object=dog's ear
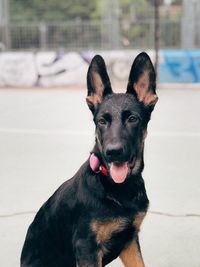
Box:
[126,52,158,107]
[86,55,112,112]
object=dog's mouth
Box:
[108,157,136,184]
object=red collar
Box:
[89,153,108,176]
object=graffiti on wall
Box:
[0,52,90,87]
[0,53,36,86]
[0,50,200,87]
[159,50,200,83]
[0,50,152,87]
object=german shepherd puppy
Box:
[21,52,158,267]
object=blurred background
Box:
[0,0,200,85]
[0,0,199,51]
[0,1,200,267]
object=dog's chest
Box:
[90,212,145,256]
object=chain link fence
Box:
[0,19,184,51]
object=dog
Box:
[21,52,158,267]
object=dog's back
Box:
[21,52,158,267]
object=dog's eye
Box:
[127,115,139,123]
[98,118,107,125]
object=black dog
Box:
[21,52,158,267]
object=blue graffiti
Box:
[159,50,200,83]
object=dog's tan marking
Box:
[134,70,158,107]
[96,250,103,267]
[95,133,103,152]
[91,71,104,95]
[86,95,102,108]
[76,250,103,267]
[120,239,145,267]
[131,130,147,176]
[91,218,127,245]
[131,158,142,176]
[143,129,147,141]
[133,212,146,232]
[86,71,105,109]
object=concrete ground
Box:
[0,86,200,267]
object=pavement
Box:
[0,86,200,267]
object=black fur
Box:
[21,52,158,267]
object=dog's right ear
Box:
[86,55,112,113]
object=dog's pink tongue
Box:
[110,162,128,183]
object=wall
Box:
[159,50,200,83]
[0,50,199,87]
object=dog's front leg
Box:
[75,238,102,267]
[120,238,145,267]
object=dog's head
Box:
[86,52,158,184]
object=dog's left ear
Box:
[86,55,112,113]
[126,52,158,108]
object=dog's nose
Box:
[106,144,123,161]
